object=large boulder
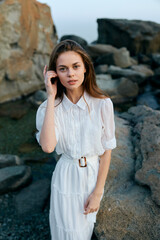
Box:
[96,74,139,103]
[107,65,152,84]
[60,35,88,50]
[0,154,23,168]
[97,18,160,55]
[15,178,50,216]
[88,44,133,68]
[137,92,160,110]
[94,114,160,240]
[0,165,32,194]
[122,105,160,206]
[0,0,57,103]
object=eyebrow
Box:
[57,62,81,68]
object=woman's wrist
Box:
[93,189,104,198]
[47,95,55,101]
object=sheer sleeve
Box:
[101,98,117,150]
[35,100,59,146]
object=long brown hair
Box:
[48,39,109,101]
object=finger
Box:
[45,73,57,82]
[84,199,89,209]
[43,65,47,77]
[83,207,91,215]
[47,71,57,77]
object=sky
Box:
[38,0,160,43]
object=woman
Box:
[36,40,116,240]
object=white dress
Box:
[36,90,117,240]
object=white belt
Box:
[60,153,101,223]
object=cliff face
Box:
[0,0,57,103]
[97,19,160,55]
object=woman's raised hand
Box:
[43,65,58,98]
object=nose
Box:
[67,68,74,77]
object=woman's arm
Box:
[39,96,57,153]
[94,149,112,195]
[84,149,112,214]
[39,65,58,153]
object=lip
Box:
[67,80,78,85]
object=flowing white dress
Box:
[36,90,117,240]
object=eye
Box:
[59,67,66,72]
[73,65,80,69]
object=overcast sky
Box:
[38,0,160,43]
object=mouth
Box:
[67,80,78,85]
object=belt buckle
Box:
[78,156,87,167]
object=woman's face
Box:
[56,51,86,91]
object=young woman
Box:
[36,40,116,240]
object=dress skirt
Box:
[49,154,103,240]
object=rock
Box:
[0,154,23,168]
[0,100,29,119]
[107,65,149,83]
[126,105,160,206]
[0,0,57,103]
[130,57,138,66]
[15,178,50,216]
[96,74,139,103]
[0,165,32,194]
[27,90,47,107]
[94,115,160,240]
[95,64,108,74]
[95,185,160,240]
[137,92,160,110]
[138,54,152,65]
[131,64,154,77]
[152,53,160,67]
[88,44,117,58]
[60,35,88,50]
[88,44,132,68]
[97,18,160,55]
[18,142,38,153]
[113,47,132,68]
[152,67,160,87]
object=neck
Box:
[66,87,84,104]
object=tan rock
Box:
[0,0,57,103]
[94,115,160,240]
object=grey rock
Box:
[15,178,50,216]
[27,90,47,107]
[97,18,160,55]
[96,74,139,103]
[127,105,160,206]
[131,64,154,77]
[113,47,132,68]
[0,165,32,194]
[88,44,132,68]
[95,64,108,74]
[137,92,160,110]
[107,65,149,83]
[0,154,23,168]
[130,57,138,66]
[152,67,160,87]
[88,44,117,57]
[60,35,88,50]
[138,54,152,65]
[95,115,160,240]
[152,53,160,67]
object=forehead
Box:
[56,51,84,66]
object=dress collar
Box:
[62,90,89,112]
